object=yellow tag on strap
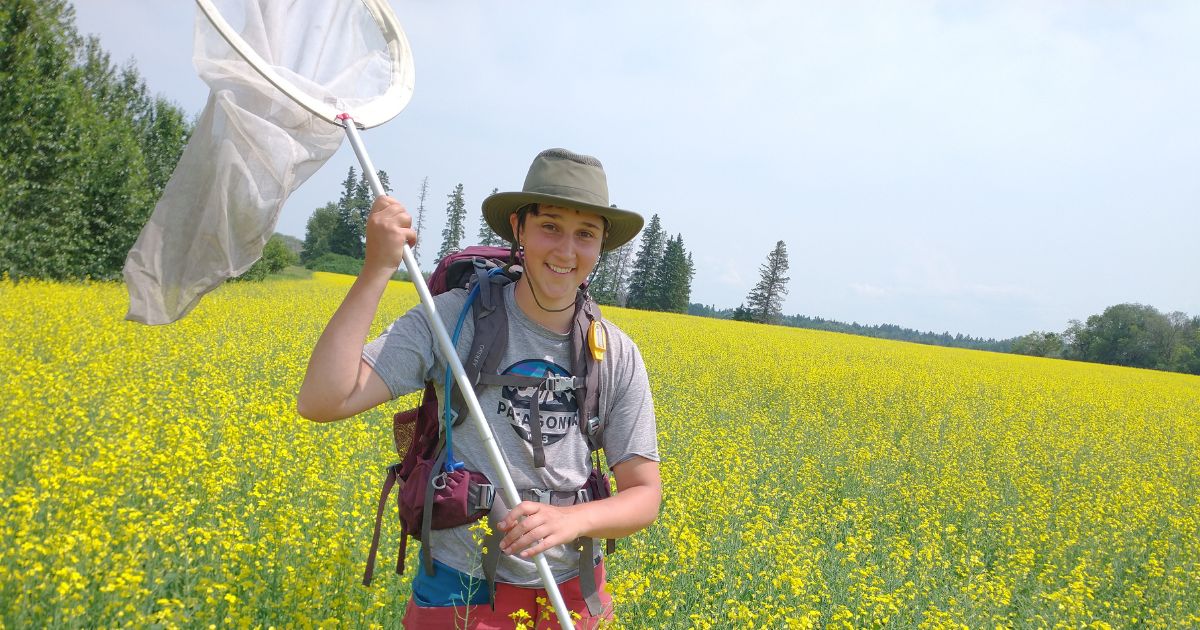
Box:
[587,320,606,361]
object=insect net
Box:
[123,0,414,324]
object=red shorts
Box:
[402,561,614,629]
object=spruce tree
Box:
[476,187,503,246]
[625,214,665,310]
[413,176,429,265]
[744,240,791,324]
[436,183,467,263]
[654,234,695,313]
[375,169,392,196]
[329,166,364,258]
[589,236,637,306]
[589,250,616,304]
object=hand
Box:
[363,195,417,273]
[497,501,584,559]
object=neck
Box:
[513,278,575,334]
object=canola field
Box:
[2,273,1200,629]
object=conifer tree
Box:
[625,214,665,310]
[375,169,392,196]
[436,183,467,263]
[744,240,791,324]
[654,234,695,313]
[476,187,503,246]
[329,166,364,258]
[588,205,636,305]
[413,176,429,265]
[589,249,617,304]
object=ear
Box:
[509,211,521,245]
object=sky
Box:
[72,1,1200,340]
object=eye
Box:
[540,222,559,233]
[577,230,596,240]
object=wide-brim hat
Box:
[482,148,644,252]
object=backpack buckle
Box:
[544,375,579,393]
[575,488,591,504]
[530,488,552,504]
[473,483,496,510]
[586,416,601,435]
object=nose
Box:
[549,236,577,262]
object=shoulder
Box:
[594,317,647,374]
[429,287,471,321]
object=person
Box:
[297,148,662,628]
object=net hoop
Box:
[194,0,415,128]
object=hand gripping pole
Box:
[339,115,576,630]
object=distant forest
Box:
[688,302,1200,377]
[688,304,1015,352]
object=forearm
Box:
[296,265,394,420]
[569,482,661,540]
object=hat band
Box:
[527,184,607,207]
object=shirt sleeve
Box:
[598,324,660,469]
[362,289,472,400]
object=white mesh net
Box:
[123,0,414,324]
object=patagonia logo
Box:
[497,358,579,447]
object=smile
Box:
[546,263,574,275]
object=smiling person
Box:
[297,149,661,628]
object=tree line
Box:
[1012,304,1200,375]
[1,0,192,280]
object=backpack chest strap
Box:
[475,373,579,468]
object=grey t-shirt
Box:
[362,282,659,585]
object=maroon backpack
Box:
[362,245,613,613]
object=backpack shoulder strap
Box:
[449,267,513,422]
[570,293,605,453]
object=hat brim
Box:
[482,192,644,252]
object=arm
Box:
[497,455,662,558]
[296,196,415,422]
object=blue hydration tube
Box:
[442,268,507,472]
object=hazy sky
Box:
[73,1,1199,339]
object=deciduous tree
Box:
[0,1,190,279]
[301,202,338,263]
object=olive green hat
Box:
[481,148,644,252]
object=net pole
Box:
[340,116,576,630]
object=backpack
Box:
[362,245,614,614]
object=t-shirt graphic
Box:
[496,359,579,446]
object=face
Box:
[510,204,605,306]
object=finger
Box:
[370,195,397,214]
[500,514,542,548]
[506,524,548,556]
[376,200,409,222]
[519,534,561,558]
[499,502,540,531]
